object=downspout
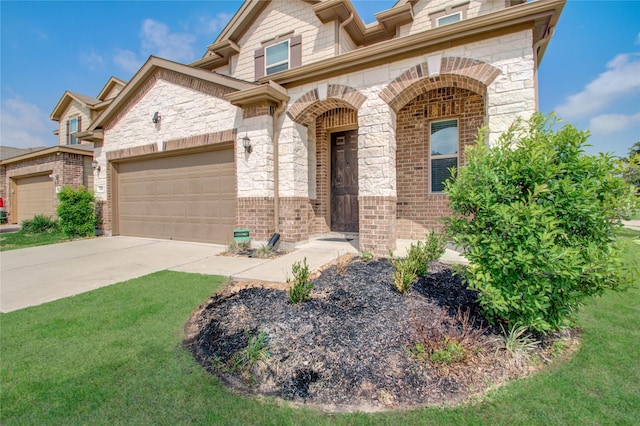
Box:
[532,25,555,111]
[273,100,287,234]
[338,13,355,55]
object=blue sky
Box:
[1,0,639,157]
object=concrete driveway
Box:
[0,237,223,313]
[0,235,360,313]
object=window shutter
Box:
[290,35,302,68]
[66,120,70,144]
[77,117,82,141]
[254,47,265,80]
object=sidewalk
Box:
[622,220,640,231]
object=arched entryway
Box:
[288,85,365,235]
[382,58,498,239]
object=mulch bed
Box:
[184,256,576,412]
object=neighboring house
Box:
[80,0,564,254]
[0,77,125,225]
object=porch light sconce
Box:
[152,111,161,124]
[91,160,101,173]
[48,173,59,184]
[241,134,252,154]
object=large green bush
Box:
[56,185,97,238]
[445,114,637,332]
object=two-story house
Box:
[0,77,125,224]
[83,0,565,254]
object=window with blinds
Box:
[430,119,458,193]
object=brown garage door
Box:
[15,174,55,224]
[116,148,236,244]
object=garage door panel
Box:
[15,174,55,224]
[117,149,236,244]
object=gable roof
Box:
[50,91,101,121]
[89,56,258,132]
[97,76,127,101]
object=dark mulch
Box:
[184,258,565,412]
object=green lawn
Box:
[0,230,71,251]
[1,231,639,425]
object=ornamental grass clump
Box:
[445,113,637,332]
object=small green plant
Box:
[56,185,97,238]
[255,244,274,258]
[287,258,314,304]
[229,331,271,373]
[389,251,418,295]
[21,214,60,234]
[406,231,448,277]
[226,240,250,254]
[550,339,570,358]
[497,324,540,357]
[430,339,467,365]
[361,251,374,262]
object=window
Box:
[255,35,301,79]
[265,40,289,75]
[430,119,458,193]
[67,117,80,145]
[437,12,462,27]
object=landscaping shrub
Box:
[445,113,637,332]
[406,230,448,276]
[56,185,97,238]
[390,255,418,295]
[21,214,60,234]
[287,258,314,304]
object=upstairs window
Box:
[67,117,80,145]
[437,12,462,27]
[430,119,458,193]
[265,40,289,75]
[254,34,302,80]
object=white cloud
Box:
[590,112,640,136]
[140,19,196,62]
[555,53,640,120]
[199,12,232,35]
[79,49,105,71]
[112,19,197,74]
[113,49,144,75]
[0,97,56,149]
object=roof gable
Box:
[97,77,127,101]
[90,56,257,131]
[50,91,100,121]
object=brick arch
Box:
[288,84,366,126]
[380,57,501,112]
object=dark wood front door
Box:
[331,130,359,232]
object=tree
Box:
[622,142,640,191]
[445,114,636,332]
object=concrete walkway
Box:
[0,234,468,313]
[622,220,640,231]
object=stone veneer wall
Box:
[396,85,485,238]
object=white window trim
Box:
[437,12,462,27]
[69,117,79,145]
[265,40,290,76]
[429,118,459,194]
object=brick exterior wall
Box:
[278,196,313,242]
[237,196,275,241]
[396,85,485,238]
[2,152,91,223]
[359,196,397,256]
